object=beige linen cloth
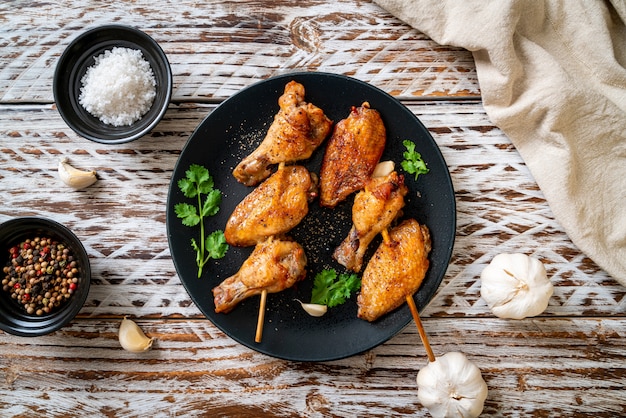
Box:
[374,0,626,285]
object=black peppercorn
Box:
[3,237,79,316]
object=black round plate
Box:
[166,72,456,361]
[53,25,172,144]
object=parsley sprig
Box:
[401,139,429,180]
[174,164,228,278]
[311,269,361,308]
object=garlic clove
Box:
[417,351,488,418]
[295,299,328,317]
[58,157,98,189]
[119,317,154,352]
[372,160,395,178]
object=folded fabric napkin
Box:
[374,0,626,285]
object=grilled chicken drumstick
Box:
[233,80,333,186]
[357,218,431,322]
[319,102,386,207]
[225,164,318,247]
[212,238,307,314]
[334,170,408,272]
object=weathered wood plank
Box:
[0,0,479,103]
[2,1,625,416]
[1,318,624,416]
[0,102,621,322]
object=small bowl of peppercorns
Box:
[0,217,91,336]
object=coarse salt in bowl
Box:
[53,25,172,144]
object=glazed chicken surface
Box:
[225,165,318,247]
[357,218,431,322]
[212,238,307,313]
[233,80,333,186]
[333,170,408,272]
[319,102,386,207]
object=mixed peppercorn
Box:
[2,237,79,316]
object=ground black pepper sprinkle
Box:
[2,237,79,315]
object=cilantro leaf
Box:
[311,269,361,308]
[177,177,198,199]
[187,164,210,187]
[401,139,429,181]
[174,203,200,227]
[176,164,228,277]
[205,230,228,259]
[201,189,222,217]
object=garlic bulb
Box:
[417,351,488,418]
[58,158,98,189]
[480,253,553,319]
[119,317,154,352]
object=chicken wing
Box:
[319,102,386,207]
[357,218,431,322]
[333,170,408,272]
[233,80,333,186]
[212,238,307,313]
[225,164,318,247]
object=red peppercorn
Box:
[4,237,79,316]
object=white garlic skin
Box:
[295,299,327,317]
[58,158,98,189]
[372,160,395,178]
[417,352,488,418]
[119,317,154,352]
[480,253,553,319]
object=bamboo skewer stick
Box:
[255,289,268,343]
[405,295,435,362]
[380,227,435,362]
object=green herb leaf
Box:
[187,164,211,187]
[178,177,197,199]
[205,230,228,259]
[176,164,229,277]
[174,203,200,227]
[401,139,429,181]
[311,269,361,308]
[201,189,222,218]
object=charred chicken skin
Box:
[225,165,318,247]
[233,80,333,186]
[212,238,307,313]
[334,170,408,272]
[357,218,431,322]
[319,102,386,207]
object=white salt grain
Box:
[79,47,156,127]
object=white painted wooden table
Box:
[1,1,624,416]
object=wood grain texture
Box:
[1,102,621,320]
[0,0,478,103]
[1,0,625,416]
[1,318,624,417]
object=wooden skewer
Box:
[405,295,436,363]
[381,228,435,362]
[381,228,391,245]
[255,289,268,343]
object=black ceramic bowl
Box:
[0,217,91,336]
[53,25,172,144]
